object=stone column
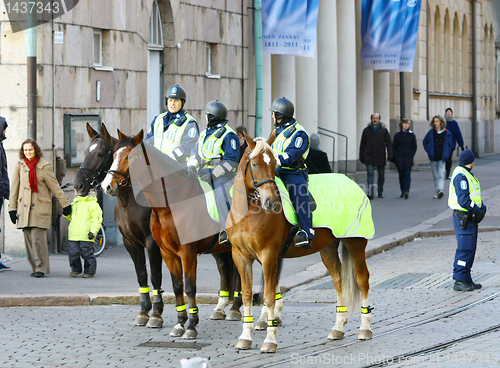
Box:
[355,0,374,166]
[374,71,391,130]
[317,0,338,170]
[337,0,357,172]
[295,50,318,135]
[261,53,273,138]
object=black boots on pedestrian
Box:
[453,281,473,291]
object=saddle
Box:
[278,175,317,213]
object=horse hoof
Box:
[182,329,197,340]
[146,316,163,328]
[235,339,252,350]
[255,319,267,331]
[169,324,185,337]
[358,329,373,340]
[133,315,149,326]
[327,330,345,340]
[210,310,226,320]
[226,310,242,321]
[260,342,277,353]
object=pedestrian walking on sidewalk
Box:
[448,149,486,292]
[305,133,332,174]
[8,139,71,278]
[0,116,10,272]
[63,190,103,278]
[359,113,393,199]
[444,108,464,180]
[392,118,417,199]
[423,115,453,199]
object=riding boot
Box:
[293,229,312,249]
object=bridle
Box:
[78,138,113,188]
[243,149,277,204]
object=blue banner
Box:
[262,0,319,57]
[361,0,422,71]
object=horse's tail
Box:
[253,258,284,305]
[341,242,361,316]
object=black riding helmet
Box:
[205,100,227,127]
[271,97,294,120]
[165,85,187,107]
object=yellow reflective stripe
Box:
[152,289,163,296]
[336,306,347,313]
[138,287,150,293]
[267,319,279,327]
[219,291,230,297]
[189,307,199,314]
[243,316,253,323]
[234,291,242,298]
[176,305,187,312]
[275,293,282,300]
[361,306,373,314]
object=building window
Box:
[206,43,220,78]
[93,29,102,66]
[149,0,163,48]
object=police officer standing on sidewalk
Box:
[448,149,487,291]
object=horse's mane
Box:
[248,138,274,159]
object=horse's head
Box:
[242,131,280,211]
[74,123,116,196]
[101,129,144,196]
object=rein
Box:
[78,139,113,188]
[242,150,277,204]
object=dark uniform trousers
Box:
[68,240,97,275]
[452,216,478,283]
[199,168,233,232]
[278,170,313,238]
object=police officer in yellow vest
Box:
[448,149,487,292]
[270,97,313,249]
[187,100,240,244]
[145,85,199,166]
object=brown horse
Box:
[227,133,373,353]
[76,124,241,330]
[101,129,242,339]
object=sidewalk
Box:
[1,154,499,307]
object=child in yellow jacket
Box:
[64,191,103,278]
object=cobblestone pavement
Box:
[2,229,500,368]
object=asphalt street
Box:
[1,153,499,367]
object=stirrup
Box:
[219,230,230,246]
[293,230,312,249]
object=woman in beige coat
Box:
[9,139,71,278]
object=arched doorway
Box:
[147,0,164,124]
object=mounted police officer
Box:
[187,100,240,245]
[270,97,313,249]
[448,149,487,292]
[145,85,199,166]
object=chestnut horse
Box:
[227,133,373,353]
[75,124,241,330]
[101,129,242,339]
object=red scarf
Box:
[24,157,40,193]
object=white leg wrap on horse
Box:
[239,320,254,341]
[214,296,229,312]
[258,305,268,322]
[263,326,278,344]
[360,310,372,331]
[332,307,348,332]
[274,294,283,319]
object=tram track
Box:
[260,291,500,367]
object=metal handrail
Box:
[318,127,348,175]
[317,132,335,173]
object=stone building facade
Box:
[0,0,498,254]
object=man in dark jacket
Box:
[444,108,465,180]
[305,133,332,174]
[0,116,10,271]
[359,113,393,199]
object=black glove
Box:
[88,232,95,240]
[62,205,71,216]
[460,146,465,152]
[187,165,197,177]
[9,211,17,224]
[200,173,214,183]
